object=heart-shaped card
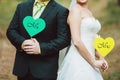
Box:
[94,37,115,57]
[23,16,46,37]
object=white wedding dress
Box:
[57,18,103,80]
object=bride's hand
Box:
[93,59,109,72]
[92,59,104,69]
[100,58,109,72]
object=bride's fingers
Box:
[103,60,109,71]
[105,64,109,71]
[101,63,108,72]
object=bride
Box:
[57,0,109,80]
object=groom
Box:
[6,0,71,80]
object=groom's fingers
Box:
[23,38,40,55]
[24,48,35,54]
[23,45,36,54]
[23,42,34,46]
[22,39,35,47]
[26,51,34,54]
[23,45,34,49]
[32,38,38,43]
[24,48,34,52]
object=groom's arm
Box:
[40,9,71,56]
[6,4,26,50]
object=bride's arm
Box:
[67,6,104,68]
[67,7,96,67]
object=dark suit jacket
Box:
[6,0,71,79]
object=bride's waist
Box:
[81,34,98,40]
[71,39,94,45]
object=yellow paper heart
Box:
[94,37,115,57]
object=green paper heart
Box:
[23,16,46,37]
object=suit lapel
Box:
[40,0,56,19]
[26,0,34,16]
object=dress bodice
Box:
[81,17,101,41]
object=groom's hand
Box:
[22,38,41,55]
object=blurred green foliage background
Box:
[0,0,120,80]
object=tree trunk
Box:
[118,0,120,6]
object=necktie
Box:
[33,2,46,17]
